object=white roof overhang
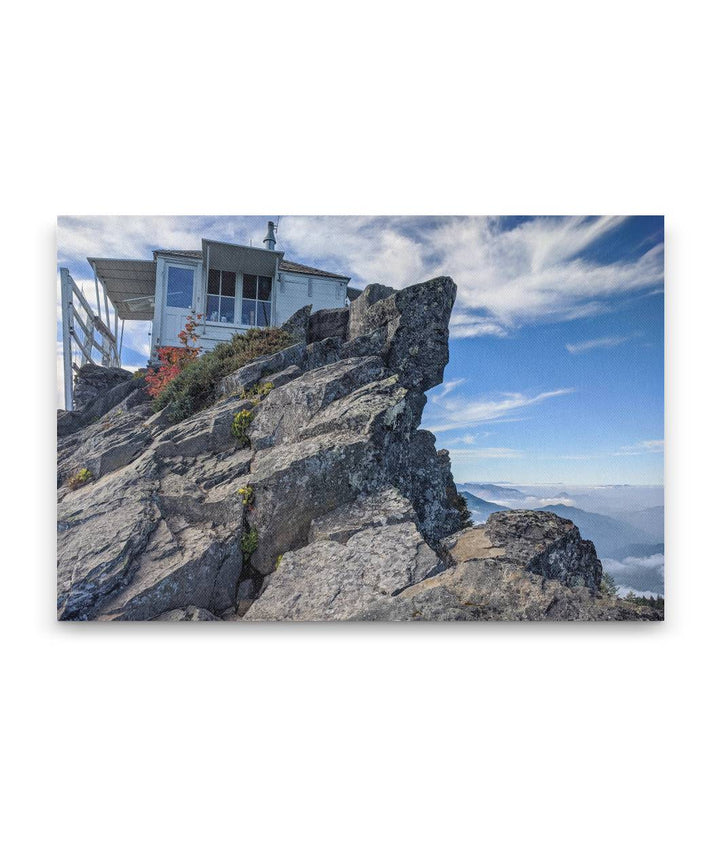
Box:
[87,257,157,320]
[201,239,284,278]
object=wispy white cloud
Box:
[605,554,665,574]
[424,388,574,433]
[604,554,664,598]
[566,333,638,354]
[613,439,664,456]
[449,315,508,339]
[446,447,523,459]
[281,215,663,338]
[431,378,466,402]
[278,216,429,289]
[56,215,260,265]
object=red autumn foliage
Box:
[145,314,202,399]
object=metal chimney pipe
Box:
[263,221,277,251]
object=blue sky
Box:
[57,215,664,485]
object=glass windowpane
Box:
[257,301,272,326]
[221,271,237,296]
[258,276,272,301]
[206,295,220,322]
[207,268,221,295]
[166,266,194,308]
[241,299,256,326]
[243,274,257,299]
[219,296,235,324]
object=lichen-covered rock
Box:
[482,510,603,591]
[57,392,154,488]
[245,494,443,621]
[280,305,312,344]
[154,606,221,621]
[58,277,462,620]
[347,278,456,391]
[308,487,419,544]
[348,283,397,339]
[72,363,133,410]
[57,453,161,620]
[215,343,306,398]
[309,307,349,343]
[57,276,655,621]
[57,369,148,438]
[355,514,659,621]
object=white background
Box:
[2,1,718,854]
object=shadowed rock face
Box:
[56,276,661,621]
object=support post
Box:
[102,283,111,365]
[93,265,102,317]
[60,268,74,411]
[103,283,111,329]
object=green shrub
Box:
[451,490,473,528]
[241,528,259,562]
[625,591,664,610]
[244,380,275,402]
[151,327,293,424]
[237,484,254,506]
[232,410,255,446]
[67,467,93,490]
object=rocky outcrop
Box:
[73,363,133,410]
[57,276,661,621]
[57,365,147,439]
[245,489,443,620]
[357,512,636,621]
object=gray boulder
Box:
[308,487,419,543]
[154,606,221,621]
[280,304,312,344]
[347,283,396,339]
[308,307,349,343]
[57,370,148,438]
[245,491,443,621]
[483,510,603,590]
[73,363,133,410]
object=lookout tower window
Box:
[242,275,272,327]
[206,269,237,323]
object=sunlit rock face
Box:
[57,276,660,621]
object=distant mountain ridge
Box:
[460,491,508,522]
[616,506,664,542]
[534,504,657,559]
[458,483,527,501]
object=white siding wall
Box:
[195,325,241,351]
[275,273,347,324]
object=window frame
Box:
[204,268,274,328]
[241,274,273,328]
[205,268,238,325]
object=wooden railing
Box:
[59,267,120,411]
